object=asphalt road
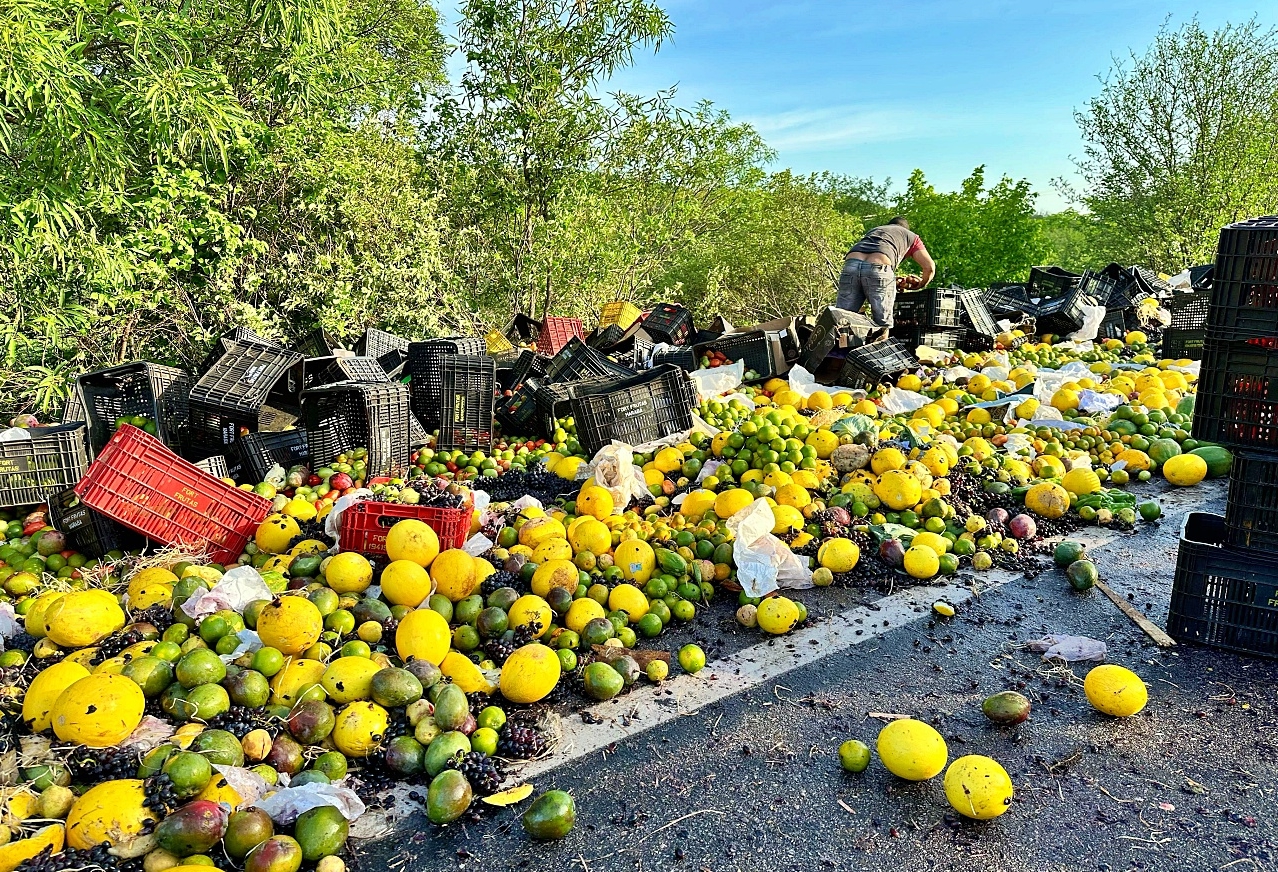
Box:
[356,480,1278,872]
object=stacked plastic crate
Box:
[1170,216,1278,656]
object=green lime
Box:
[555,649,578,672]
[635,613,663,638]
[671,600,695,622]
[838,739,871,773]
[477,706,506,731]
[677,644,706,674]
[175,648,226,689]
[340,640,372,658]
[313,751,348,782]
[470,727,500,756]
[252,647,285,677]
[1139,501,1162,522]
[163,750,213,798]
[198,615,229,645]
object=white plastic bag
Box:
[254,782,366,824]
[1067,304,1109,342]
[788,364,866,399]
[1025,634,1107,663]
[690,360,743,400]
[879,388,929,415]
[325,489,374,547]
[182,566,274,620]
[587,442,650,511]
[725,499,813,597]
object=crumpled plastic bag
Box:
[1067,303,1109,342]
[1032,362,1093,405]
[725,499,812,597]
[121,716,176,752]
[1001,432,1036,459]
[0,603,21,644]
[1025,634,1107,662]
[587,442,650,511]
[879,388,930,415]
[219,629,262,664]
[216,765,271,808]
[254,781,366,825]
[182,566,274,620]
[944,366,980,382]
[325,489,374,546]
[463,533,493,556]
[1077,389,1123,414]
[690,360,743,400]
[788,364,866,399]
[0,428,31,442]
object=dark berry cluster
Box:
[497,723,548,760]
[67,746,139,784]
[142,774,179,816]
[130,604,175,633]
[206,705,275,738]
[15,842,138,872]
[450,751,504,795]
[91,628,144,664]
[481,571,521,597]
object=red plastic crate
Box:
[339,500,471,557]
[74,425,272,563]
[535,317,585,355]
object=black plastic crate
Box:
[303,355,390,390]
[1192,335,1278,451]
[641,304,694,346]
[1026,266,1081,300]
[588,324,625,350]
[0,424,90,509]
[893,326,965,351]
[1035,284,1093,336]
[237,429,310,483]
[1167,290,1211,330]
[958,287,999,337]
[1097,308,1128,341]
[504,313,541,344]
[534,377,614,437]
[498,349,547,392]
[1224,450,1278,551]
[438,356,496,451]
[187,341,306,455]
[691,331,777,380]
[406,338,487,430]
[837,340,917,389]
[650,345,696,370]
[302,382,412,478]
[569,365,696,455]
[961,330,995,353]
[1079,269,1131,311]
[292,329,343,358]
[193,455,232,480]
[48,487,144,558]
[357,328,411,377]
[543,337,635,384]
[1168,512,1278,656]
[496,378,543,438]
[1162,328,1206,360]
[982,284,1032,316]
[197,327,280,375]
[893,287,961,328]
[67,362,192,456]
[1206,216,1278,338]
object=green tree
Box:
[1073,18,1278,270]
[428,0,673,319]
[891,166,1049,287]
[1038,210,1102,274]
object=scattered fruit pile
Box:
[0,328,1229,867]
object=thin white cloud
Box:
[744,105,931,151]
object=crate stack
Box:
[1170,216,1278,656]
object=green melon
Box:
[1147,438,1182,469]
[1189,445,1233,479]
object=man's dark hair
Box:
[889,216,910,229]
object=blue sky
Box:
[602,0,1275,212]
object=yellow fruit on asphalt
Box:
[756,597,799,635]
[332,701,389,757]
[713,489,754,519]
[531,559,579,598]
[944,755,1014,819]
[499,644,561,704]
[269,658,326,706]
[385,519,440,567]
[507,595,553,639]
[870,447,906,474]
[0,823,64,872]
[1061,467,1102,496]
[52,674,145,747]
[877,718,948,781]
[518,516,566,548]
[321,656,383,704]
[568,518,612,555]
[22,660,90,733]
[45,590,125,648]
[256,596,323,655]
[440,651,495,695]
[576,486,615,520]
[1084,664,1148,716]
[66,780,155,850]
[379,560,433,608]
[1116,448,1151,472]
[817,538,860,573]
[608,584,649,621]
[565,597,606,634]
[325,552,373,594]
[1024,481,1070,519]
[903,546,939,579]
[874,470,922,511]
[1163,453,1207,487]
[255,513,301,554]
[615,539,656,584]
[531,538,572,563]
[430,549,478,602]
[396,608,451,665]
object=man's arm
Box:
[909,244,936,287]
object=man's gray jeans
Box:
[836,259,895,328]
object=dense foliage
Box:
[0,5,1270,413]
